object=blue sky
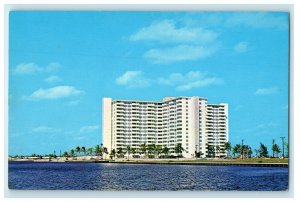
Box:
[9,11,289,156]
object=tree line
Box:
[10,138,288,160]
[223,139,289,159]
[10,145,108,159]
[110,143,185,159]
[62,145,108,158]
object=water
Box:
[8,162,288,191]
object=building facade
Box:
[102,96,228,158]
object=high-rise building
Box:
[102,96,228,158]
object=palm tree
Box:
[100,144,104,155]
[224,142,231,158]
[175,143,184,158]
[103,147,108,157]
[117,147,124,158]
[247,146,253,158]
[155,145,163,158]
[98,144,108,159]
[76,146,81,156]
[254,149,259,158]
[259,143,268,158]
[240,144,252,159]
[272,144,281,158]
[81,146,86,156]
[110,149,116,159]
[147,144,156,158]
[70,149,75,157]
[87,148,94,156]
[140,143,147,158]
[272,139,275,158]
[126,145,131,160]
[232,144,241,158]
[162,146,169,158]
[63,152,68,157]
[243,145,252,158]
[95,145,101,159]
[97,145,107,159]
[104,147,108,153]
[131,148,137,158]
[207,145,215,158]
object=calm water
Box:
[8,162,288,191]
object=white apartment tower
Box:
[102,96,228,158]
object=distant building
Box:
[102,96,228,158]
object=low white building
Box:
[102,96,228,158]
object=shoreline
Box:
[8,159,288,167]
[109,160,288,167]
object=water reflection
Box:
[8,162,288,191]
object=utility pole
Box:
[241,139,244,160]
[280,137,285,159]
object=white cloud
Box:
[14,63,42,75]
[116,71,151,88]
[225,12,288,29]
[129,19,220,64]
[144,45,219,64]
[158,71,223,91]
[24,86,84,100]
[79,125,99,133]
[130,19,218,44]
[234,42,248,53]
[31,126,61,133]
[44,75,62,83]
[14,62,61,75]
[255,87,278,95]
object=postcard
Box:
[8,11,289,191]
